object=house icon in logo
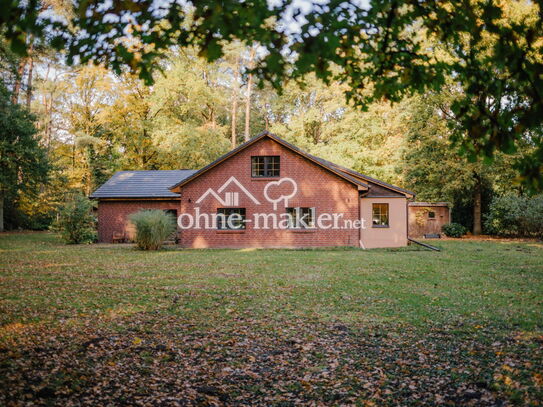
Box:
[196,176,261,206]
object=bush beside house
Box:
[442,223,468,238]
[55,194,97,244]
[484,195,543,238]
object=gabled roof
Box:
[91,170,197,199]
[307,155,415,197]
[170,131,370,191]
[170,131,414,197]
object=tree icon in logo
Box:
[263,178,298,210]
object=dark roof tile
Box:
[90,170,197,199]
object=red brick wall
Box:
[178,138,361,248]
[97,200,179,243]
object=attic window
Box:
[428,211,436,219]
[251,156,280,177]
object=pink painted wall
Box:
[359,197,408,248]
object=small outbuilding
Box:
[408,202,451,238]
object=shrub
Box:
[442,222,467,238]
[484,194,543,238]
[129,210,176,250]
[55,194,97,244]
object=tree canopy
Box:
[3,0,542,187]
[0,83,50,231]
[0,1,541,233]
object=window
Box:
[372,203,389,227]
[251,156,280,177]
[217,208,246,230]
[428,211,436,219]
[286,207,315,229]
[164,209,177,219]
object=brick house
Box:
[91,132,415,248]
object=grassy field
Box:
[0,232,542,405]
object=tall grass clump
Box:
[129,210,176,250]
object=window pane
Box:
[217,208,246,230]
[286,207,315,229]
[372,203,389,226]
[267,156,280,177]
[251,157,265,177]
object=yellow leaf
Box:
[533,373,543,387]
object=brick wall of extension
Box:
[97,200,179,243]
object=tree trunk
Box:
[46,95,53,149]
[231,55,240,149]
[473,176,482,235]
[11,59,26,104]
[244,46,255,142]
[0,189,4,232]
[25,50,34,109]
[210,108,216,129]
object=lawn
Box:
[0,232,542,406]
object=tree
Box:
[101,73,159,170]
[268,74,407,185]
[400,93,519,234]
[244,45,256,141]
[229,52,240,149]
[2,0,541,187]
[146,50,231,169]
[55,193,96,244]
[0,83,49,231]
[56,64,118,195]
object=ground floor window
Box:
[286,207,315,229]
[217,208,246,230]
[164,209,177,219]
[372,203,389,227]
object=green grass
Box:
[1,232,542,406]
[1,232,542,330]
